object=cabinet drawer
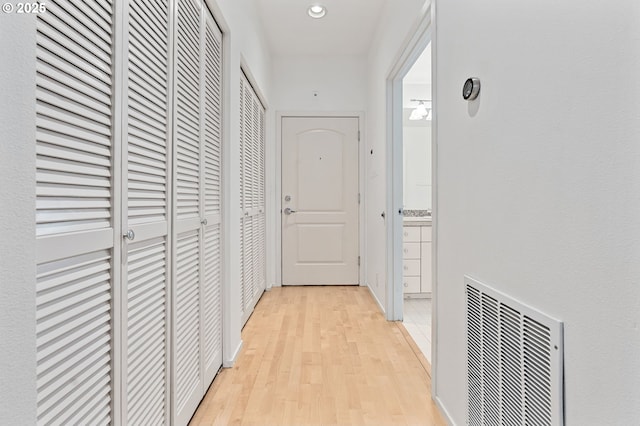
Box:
[402,242,421,259]
[402,226,420,242]
[421,226,432,242]
[402,259,420,276]
[403,276,421,293]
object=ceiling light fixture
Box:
[307,4,326,19]
[409,99,432,121]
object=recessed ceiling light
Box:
[307,4,326,19]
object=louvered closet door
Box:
[173,0,204,423]
[35,0,116,424]
[240,74,266,326]
[121,0,171,424]
[173,1,224,424]
[202,12,224,385]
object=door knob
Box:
[201,218,208,225]
[123,229,135,241]
[284,207,297,215]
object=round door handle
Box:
[124,229,135,241]
[201,218,208,225]
[404,282,408,288]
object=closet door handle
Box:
[201,218,208,225]
[123,229,135,241]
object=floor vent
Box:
[465,276,564,426]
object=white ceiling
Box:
[254,0,387,56]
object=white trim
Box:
[222,340,243,368]
[435,396,457,426]
[274,111,366,287]
[430,0,440,402]
[367,284,385,314]
[385,5,432,320]
[384,0,439,406]
[113,0,126,420]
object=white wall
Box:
[403,119,432,210]
[434,0,640,424]
[0,12,37,424]
[365,0,429,311]
[207,0,273,365]
[272,55,367,111]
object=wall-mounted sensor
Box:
[463,77,481,100]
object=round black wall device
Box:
[463,77,481,100]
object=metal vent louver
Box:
[465,276,564,426]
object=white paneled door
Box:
[281,117,360,285]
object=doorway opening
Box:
[385,5,434,372]
[400,43,433,362]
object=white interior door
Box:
[281,117,360,285]
[35,1,117,423]
[173,0,204,422]
[239,73,266,325]
[121,0,171,423]
[173,1,223,424]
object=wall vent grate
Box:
[465,276,564,426]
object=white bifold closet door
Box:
[121,0,172,424]
[35,0,117,423]
[34,0,223,423]
[239,73,266,326]
[173,0,224,425]
[35,0,174,423]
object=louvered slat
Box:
[175,231,201,410]
[128,0,169,226]
[204,20,222,217]
[36,0,114,238]
[35,0,114,423]
[175,0,201,220]
[36,250,112,425]
[126,238,167,425]
[203,224,222,377]
[244,216,254,311]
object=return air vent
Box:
[465,276,564,426]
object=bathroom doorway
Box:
[400,44,433,362]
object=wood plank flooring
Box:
[190,286,445,426]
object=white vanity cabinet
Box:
[402,222,432,296]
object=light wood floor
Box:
[190,286,445,426]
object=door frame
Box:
[385,1,438,394]
[275,112,366,287]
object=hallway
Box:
[190,286,445,425]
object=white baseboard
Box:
[366,283,386,316]
[435,395,456,426]
[223,339,243,368]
